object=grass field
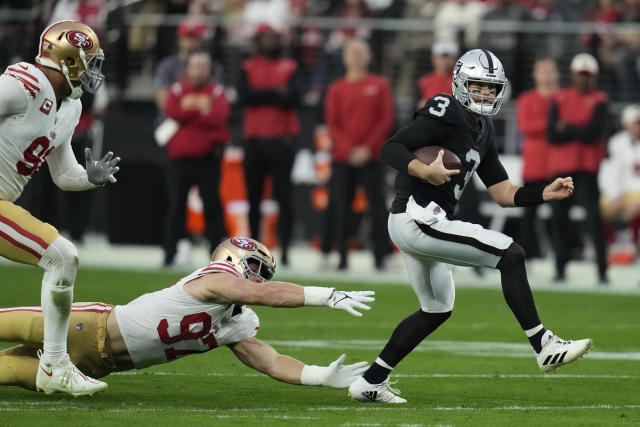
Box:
[0,264,639,426]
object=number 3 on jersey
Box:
[454,149,481,200]
[428,96,451,117]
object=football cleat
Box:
[536,330,593,373]
[36,351,107,397]
[348,376,407,403]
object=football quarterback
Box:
[0,237,373,394]
[0,20,120,396]
[349,49,591,403]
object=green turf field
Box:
[1,264,639,426]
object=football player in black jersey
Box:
[348,49,593,403]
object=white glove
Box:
[85,148,120,185]
[327,290,375,317]
[301,354,369,388]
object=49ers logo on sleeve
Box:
[230,237,256,251]
[66,31,93,49]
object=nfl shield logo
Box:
[433,206,441,215]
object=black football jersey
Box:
[381,94,509,215]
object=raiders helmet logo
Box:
[66,31,93,49]
[230,237,256,251]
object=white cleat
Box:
[36,352,107,397]
[536,330,593,373]
[348,376,407,403]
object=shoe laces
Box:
[382,378,402,395]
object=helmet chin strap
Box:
[61,61,83,99]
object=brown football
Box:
[412,146,462,170]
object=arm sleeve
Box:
[364,80,395,153]
[561,102,608,143]
[47,141,96,191]
[379,114,450,173]
[0,75,28,116]
[325,84,354,160]
[476,144,509,188]
[236,68,280,105]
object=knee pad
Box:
[497,242,525,271]
[38,237,78,288]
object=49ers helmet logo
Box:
[66,31,93,49]
[230,237,256,251]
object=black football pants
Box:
[163,149,225,264]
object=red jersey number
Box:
[157,312,219,361]
[16,136,55,177]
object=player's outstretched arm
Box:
[229,337,368,388]
[487,177,574,208]
[185,274,374,317]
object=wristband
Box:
[514,183,546,207]
[300,364,328,386]
[303,286,335,306]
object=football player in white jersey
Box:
[0,238,374,394]
[0,20,120,396]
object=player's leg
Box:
[162,158,196,266]
[0,346,40,390]
[243,140,267,240]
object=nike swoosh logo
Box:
[18,64,28,70]
[40,366,53,377]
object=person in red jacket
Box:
[162,51,230,266]
[546,53,609,284]
[417,39,458,106]
[236,23,302,266]
[516,56,559,258]
[321,39,394,270]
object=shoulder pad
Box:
[416,94,460,124]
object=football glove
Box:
[327,290,375,317]
[85,148,120,185]
[301,354,369,388]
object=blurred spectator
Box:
[243,0,292,32]
[516,56,559,258]
[321,39,394,270]
[434,0,486,51]
[481,0,531,96]
[547,53,609,284]
[600,104,640,253]
[162,51,230,266]
[154,18,208,112]
[417,39,458,106]
[237,24,302,265]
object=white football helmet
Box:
[211,237,276,281]
[452,49,508,116]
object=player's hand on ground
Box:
[543,176,574,201]
[320,354,369,388]
[327,290,375,317]
[85,148,120,185]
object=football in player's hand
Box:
[413,146,462,171]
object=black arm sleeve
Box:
[562,102,608,143]
[379,115,451,173]
[236,68,280,106]
[514,182,546,206]
[476,145,509,188]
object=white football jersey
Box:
[606,130,640,198]
[0,62,81,202]
[114,261,260,369]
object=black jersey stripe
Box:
[416,222,507,257]
[482,49,495,72]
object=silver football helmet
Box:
[452,49,508,116]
